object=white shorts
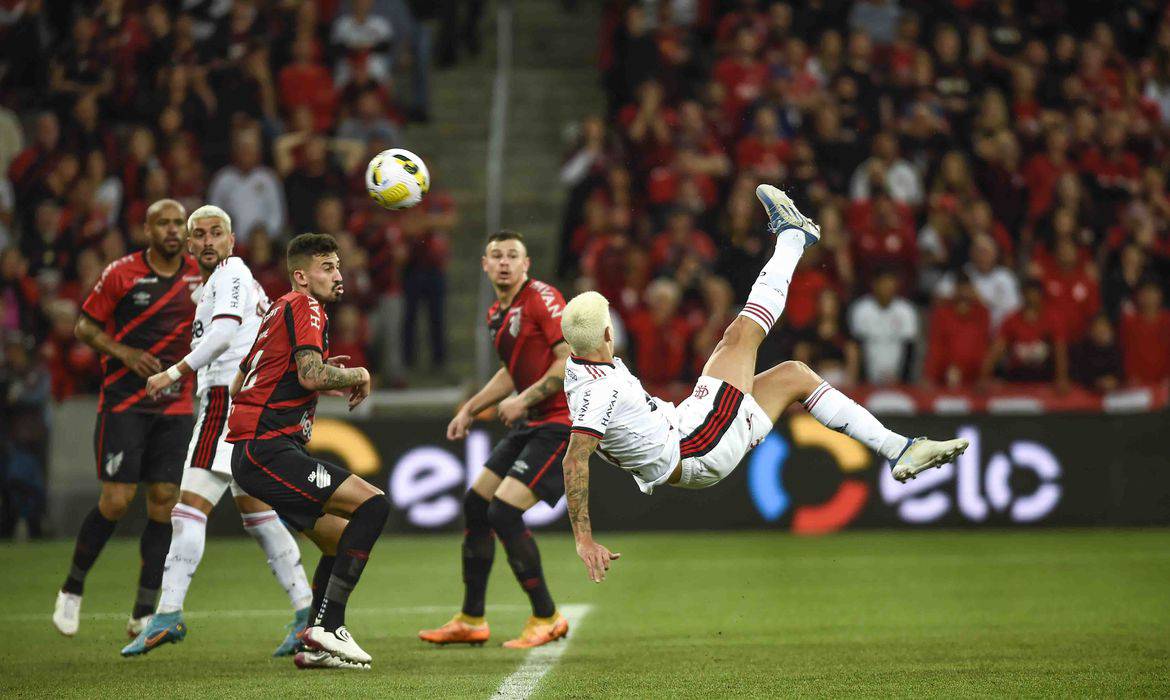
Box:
[180,386,242,505]
[673,376,772,490]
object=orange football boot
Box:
[418,613,491,646]
[501,612,569,649]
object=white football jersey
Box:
[190,256,268,395]
[563,356,680,494]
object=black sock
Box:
[488,499,556,618]
[310,554,336,619]
[315,496,389,632]
[134,519,172,618]
[62,506,118,595]
[461,491,495,617]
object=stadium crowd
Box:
[560,0,1170,402]
[0,0,463,419]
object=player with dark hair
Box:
[227,233,387,670]
[418,230,573,649]
[53,199,202,639]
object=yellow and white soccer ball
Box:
[366,148,430,210]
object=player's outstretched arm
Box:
[447,367,516,440]
[295,349,371,410]
[146,316,242,398]
[75,314,161,378]
[563,431,621,583]
[499,343,570,427]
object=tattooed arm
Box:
[294,349,372,410]
[498,343,571,427]
[562,431,621,582]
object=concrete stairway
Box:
[401,0,604,388]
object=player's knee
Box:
[486,498,526,538]
[98,492,133,520]
[464,490,491,529]
[777,360,819,391]
[357,492,390,526]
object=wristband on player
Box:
[166,365,183,382]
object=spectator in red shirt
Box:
[1022,126,1076,221]
[39,298,99,401]
[278,36,338,132]
[625,278,694,399]
[982,281,1069,387]
[734,106,791,179]
[923,274,992,389]
[1039,238,1100,342]
[847,191,917,290]
[329,304,371,373]
[649,209,717,274]
[1119,280,1170,385]
[712,25,767,126]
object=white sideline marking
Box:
[491,603,592,700]
[21,604,527,623]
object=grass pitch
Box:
[1,529,1167,698]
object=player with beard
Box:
[53,200,201,639]
[122,206,313,658]
[419,230,572,649]
[227,233,387,670]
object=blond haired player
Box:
[560,186,969,582]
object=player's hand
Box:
[576,538,620,583]
[120,347,162,378]
[145,371,175,398]
[497,396,527,427]
[447,409,473,441]
[347,367,371,411]
[326,355,351,368]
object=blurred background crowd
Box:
[560,0,1170,402]
[0,0,483,423]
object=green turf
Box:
[1,530,1167,698]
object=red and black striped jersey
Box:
[227,291,329,444]
[486,278,570,426]
[81,251,201,414]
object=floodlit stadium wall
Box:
[47,398,1170,536]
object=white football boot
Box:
[302,626,372,665]
[891,437,970,483]
[294,649,370,670]
[52,591,82,636]
[755,184,821,246]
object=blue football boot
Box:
[121,611,186,657]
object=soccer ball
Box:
[366,148,430,210]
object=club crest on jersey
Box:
[508,309,522,337]
[104,451,124,477]
[693,384,710,399]
[308,463,331,488]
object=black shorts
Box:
[483,423,570,507]
[230,437,348,531]
[94,411,194,484]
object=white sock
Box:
[739,230,806,334]
[242,511,313,610]
[157,504,207,614]
[803,381,909,461]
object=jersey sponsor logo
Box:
[531,280,563,318]
[308,463,332,488]
[134,276,159,285]
[602,389,618,426]
[104,451,124,477]
[576,389,591,421]
[132,290,152,306]
[565,368,577,382]
[193,320,204,338]
[300,411,314,442]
